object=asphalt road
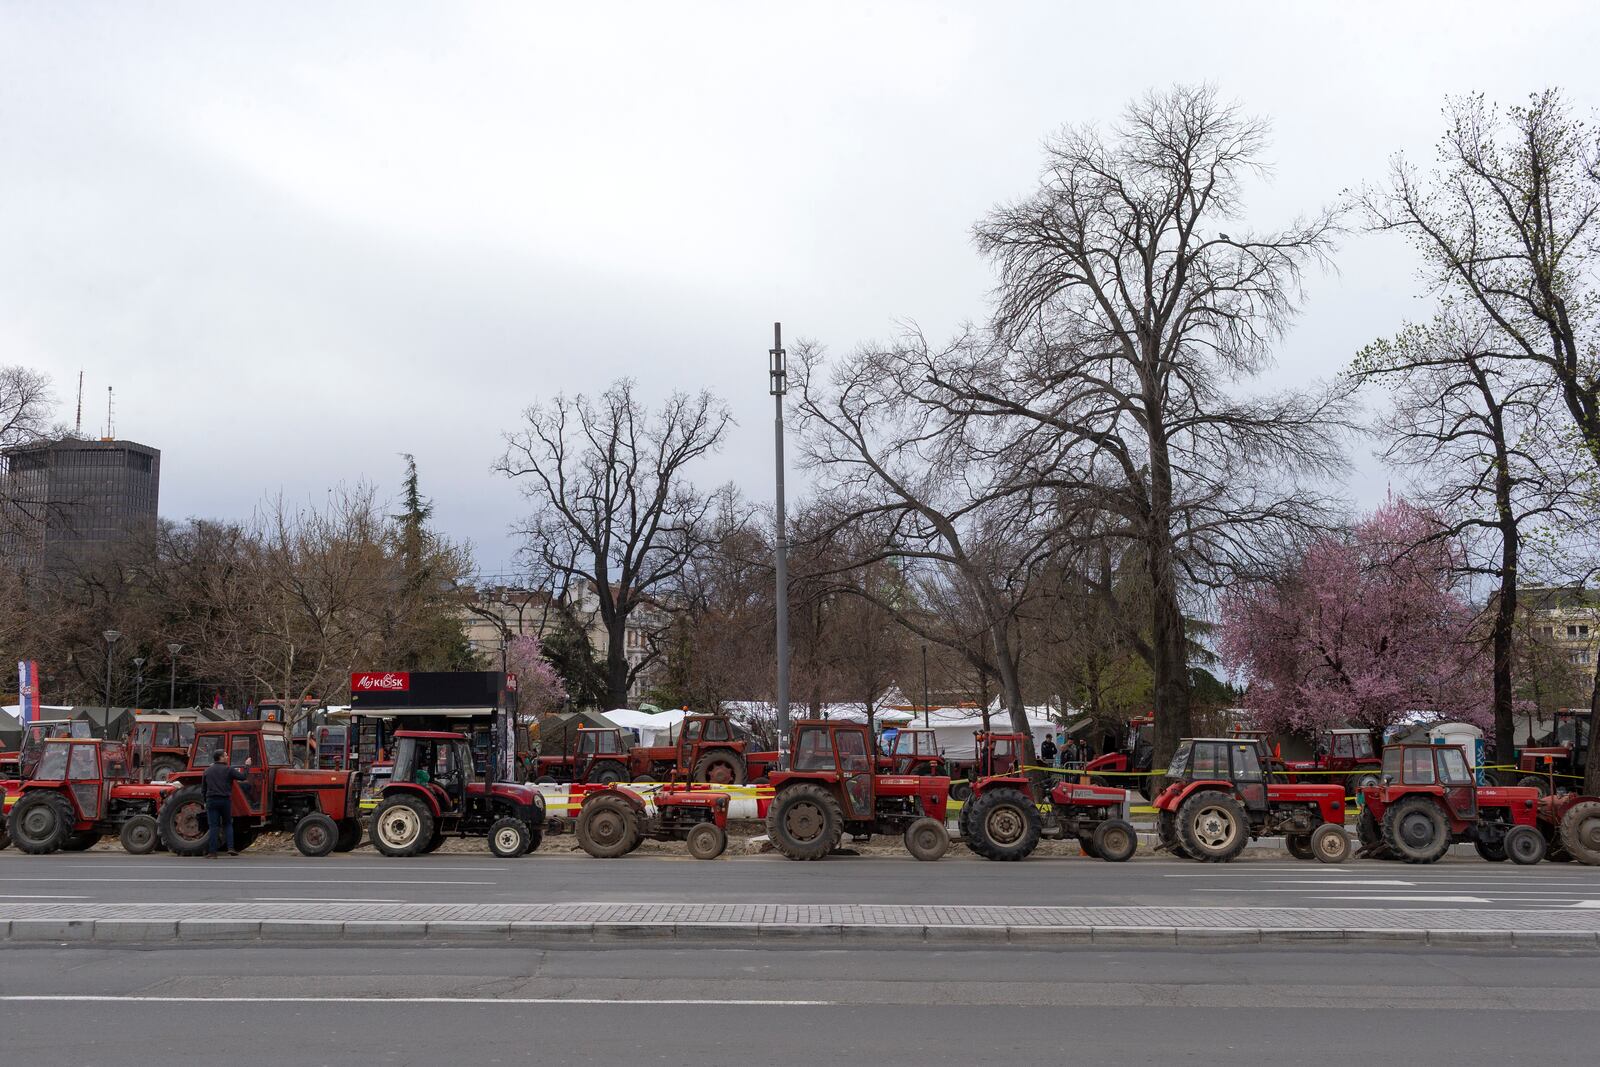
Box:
[2,941,1596,1066]
[3,849,1599,911]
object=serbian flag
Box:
[18,660,40,725]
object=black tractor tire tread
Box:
[1558,799,1600,866]
[590,761,629,786]
[1382,795,1451,864]
[1284,835,1314,861]
[903,816,949,862]
[370,795,437,858]
[293,812,339,857]
[965,787,1042,862]
[10,791,74,854]
[1504,824,1547,866]
[1473,838,1507,862]
[1310,823,1351,864]
[119,813,159,855]
[685,822,727,861]
[765,783,843,861]
[1092,818,1137,862]
[1175,790,1250,863]
[692,752,746,786]
[333,819,363,852]
[576,794,641,859]
[1157,810,1190,858]
[157,784,211,857]
[1517,775,1552,796]
[488,817,532,858]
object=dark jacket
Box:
[202,762,247,801]
[1039,739,1058,762]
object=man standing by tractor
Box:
[203,749,246,858]
[1040,735,1057,769]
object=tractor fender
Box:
[1166,779,1236,813]
[381,782,443,819]
[581,786,648,815]
[1082,752,1129,775]
[970,774,1030,802]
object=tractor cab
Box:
[369,729,545,858]
[972,732,1024,779]
[575,728,628,777]
[188,721,292,819]
[128,714,197,780]
[15,719,93,779]
[886,727,943,775]
[789,720,878,819]
[1165,738,1271,817]
[390,731,476,814]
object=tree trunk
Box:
[1489,526,1518,763]
[1587,655,1600,797]
[1146,537,1192,770]
[603,621,629,710]
[987,619,1035,766]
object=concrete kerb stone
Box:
[1091,926,1177,946]
[839,924,926,945]
[1006,925,1094,946]
[1173,926,1262,947]
[1426,929,1514,949]
[8,919,94,942]
[592,922,676,943]
[1259,928,1346,945]
[92,920,179,942]
[255,919,343,942]
[1342,928,1427,946]
[922,924,1009,945]
[1512,929,1600,951]
[177,920,262,941]
[506,922,595,944]
[341,921,426,940]
[757,923,843,943]
[425,921,512,941]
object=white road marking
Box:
[1265,879,1415,886]
[1307,895,1493,903]
[0,995,832,1006]
[0,894,88,900]
[1565,900,1600,909]
[250,898,404,903]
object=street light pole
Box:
[132,657,145,709]
[769,323,791,761]
[168,643,183,708]
[102,630,121,734]
[922,644,930,728]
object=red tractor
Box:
[534,727,634,785]
[1280,728,1383,794]
[624,713,780,784]
[960,774,1136,862]
[1357,743,1549,864]
[574,783,730,860]
[1084,714,1157,798]
[128,713,198,781]
[764,719,951,861]
[158,721,364,857]
[1154,737,1351,863]
[944,731,1027,801]
[3,719,93,779]
[882,727,947,776]
[4,738,176,855]
[369,730,545,858]
[1513,709,1590,794]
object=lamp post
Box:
[770,323,791,760]
[102,630,121,733]
[922,644,930,728]
[167,643,183,708]
[132,657,145,709]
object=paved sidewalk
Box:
[5,900,1600,949]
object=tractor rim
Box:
[127,822,154,849]
[1103,826,1130,854]
[1314,830,1344,861]
[913,824,939,852]
[1398,810,1437,849]
[380,806,421,848]
[1192,805,1238,851]
[1575,815,1600,852]
[493,825,523,853]
[173,801,205,843]
[983,803,1026,846]
[707,762,735,785]
[303,823,330,850]
[783,800,826,842]
[588,809,627,847]
[20,805,57,839]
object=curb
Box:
[5,919,1597,951]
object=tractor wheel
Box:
[948,780,972,803]
[157,785,211,857]
[488,817,532,858]
[692,752,746,786]
[0,822,9,851]
[1558,800,1600,865]
[1382,795,1451,864]
[148,756,185,782]
[232,824,260,853]
[903,816,949,862]
[576,795,641,859]
[1310,823,1351,864]
[61,830,101,852]
[1517,775,1551,796]
[1157,810,1190,859]
[1347,772,1382,797]
[1504,824,1546,865]
[420,830,446,853]
[686,822,728,861]
[591,761,629,786]
[9,791,73,854]
[293,812,338,857]
[1473,838,1507,862]
[1175,790,1249,863]
[1284,835,1314,861]
[765,783,843,861]
[370,795,436,857]
[957,800,981,854]
[333,819,363,853]
[1092,818,1137,862]
[1078,835,1099,858]
[119,814,159,855]
[964,787,1041,862]
[524,821,543,855]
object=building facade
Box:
[1521,586,1600,670]
[1,438,160,569]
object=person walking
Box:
[1039,734,1057,769]
[203,749,246,858]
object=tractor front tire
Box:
[948,780,972,803]
[1382,796,1451,864]
[158,785,211,856]
[1284,835,1314,861]
[9,792,73,854]
[903,816,949,862]
[1558,800,1600,865]
[489,817,532,858]
[1175,790,1249,863]
[293,812,338,857]
[1310,823,1351,864]
[1473,838,1507,862]
[370,795,436,857]
[333,819,363,852]
[1504,824,1546,865]
[1517,775,1551,796]
[1157,810,1190,859]
[591,762,629,786]
[576,795,641,859]
[1092,818,1137,862]
[692,752,746,786]
[766,783,843,861]
[686,822,727,861]
[965,787,1041,862]
[119,814,159,855]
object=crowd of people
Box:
[1039,734,1092,768]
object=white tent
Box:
[604,707,687,747]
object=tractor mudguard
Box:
[1169,779,1236,811]
[381,782,444,819]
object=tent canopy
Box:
[722,701,1061,760]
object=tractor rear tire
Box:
[293,812,338,857]
[488,817,532,858]
[119,814,159,855]
[0,823,9,851]
[903,816,949,861]
[686,822,728,861]
[576,795,641,858]
[370,795,436,857]
[591,762,629,786]
[766,783,843,861]
[1473,838,1507,862]
[965,787,1041,862]
[692,752,746,786]
[1382,795,1451,864]
[1517,775,1551,796]
[148,756,185,782]
[420,830,446,853]
[1310,823,1351,864]
[9,791,73,854]
[1504,824,1546,865]
[333,819,363,852]
[1284,835,1314,861]
[158,785,211,856]
[1558,800,1600,865]
[957,800,981,854]
[1175,790,1249,863]
[948,780,972,803]
[1157,810,1190,859]
[1092,818,1137,862]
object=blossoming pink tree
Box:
[506,633,568,717]
[1218,499,1491,743]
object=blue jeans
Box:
[206,798,234,854]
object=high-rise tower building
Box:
[1,437,161,569]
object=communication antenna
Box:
[75,371,84,435]
[104,386,115,441]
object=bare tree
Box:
[938,85,1351,766]
[0,366,57,540]
[497,379,732,709]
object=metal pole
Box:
[102,630,120,728]
[771,322,791,761]
[922,645,930,728]
[133,657,145,709]
[168,643,182,707]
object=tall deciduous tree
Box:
[497,378,732,709]
[1219,500,1492,742]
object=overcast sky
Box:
[4,2,1598,575]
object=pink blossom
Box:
[506,633,567,716]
